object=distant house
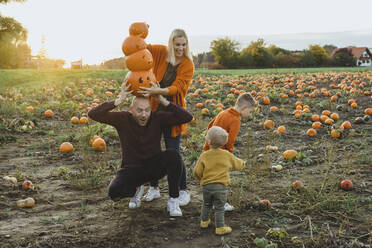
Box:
[331,47,372,67]
[71,59,82,69]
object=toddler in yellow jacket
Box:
[193,126,245,235]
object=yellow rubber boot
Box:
[215,226,232,235]
[200,219,210,228]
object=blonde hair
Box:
[167,29,193,65]
[235,93,257,108]
[206,126,228,149]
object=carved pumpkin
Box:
[129,22,149,38]
[122,36,147,56]
[125,49,153,71]
[125,70,157,96]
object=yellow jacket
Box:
[193,148,245,186]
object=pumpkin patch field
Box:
[0,68,371,248]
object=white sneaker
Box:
[128,185,144,209]
[224,202,234,211]
[167,198,182,217]
[144,186,161,202]
[179,190,190,206]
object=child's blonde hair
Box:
[167,29,193,65]
[206,126,228,149]
[235,93,257,108]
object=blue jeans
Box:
[150,127,187,190]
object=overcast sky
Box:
[2,0,372,65]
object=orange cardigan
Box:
[203,108,241,152]
[147,44,194,137]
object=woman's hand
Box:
[138,82,166,97]
[114,82,132,106]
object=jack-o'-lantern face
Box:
[122,36,147,56]
[125,49,153,71]
[129,22,149,39]
[125,71,157,96]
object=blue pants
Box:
[150,127,187,190]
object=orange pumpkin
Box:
[283,150,297,160]
[292,180,304,190]
[331,129,341,138]
[312,121,322,129]
[59,142,73,153]
[125,49,153,71]
[262,96,270,105]
[340,179,353,191]
[105,91,113,97]
[324,118,334,125]
[89,135,101,146]
[365,108,372,115]
[80,117,88,124]
[306,128,317,137]
[129,22,149,38]
[44,109,54,117]
[311,114,320,122]
[330,113,339,121]
[277,125,286,133]
[125,70,157,96]
[26,106,34,112]
[201,108,209,115]
[264,120,275,129]
[122,36,147,56]
[341,121,351,129]
[92,138,106,151]
[70,116,79,124]
[270,106,279,112]
[260,200,272,209]
[22,180,33,190]
[321,110,331,116]
[196,103,203,108]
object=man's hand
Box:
[114,82,132,106]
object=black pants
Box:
[108,150,182,200]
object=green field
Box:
[1,67,372,89]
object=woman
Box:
[139,29,194,206]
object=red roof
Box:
[331,47,371,58]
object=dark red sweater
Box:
[88,101,193,168]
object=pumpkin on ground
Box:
[340,180,353,191]
[60,142,73,153]
[292,180,304,190]
[44,109,54,118]
[283,150,297,160]
[92,138,106,151]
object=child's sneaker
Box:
[224,202,234,211]
[128,185,144,209]
[144,186,160,201]
[179,190,190,206]
[215,225,232,235]
[200,219,210,228]
[167,197,182,217]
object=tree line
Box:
[193,38,357,69]
[0,0,65,69]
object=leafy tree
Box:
[332,48,356,67]
[273,52,297,68]
[0,0,26,3]
[1,0,30,68]
[210,37,240,68]
[323,44,337,56]
[299,50,317,67]
[309,45,329,66]
[241,38,273,68]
